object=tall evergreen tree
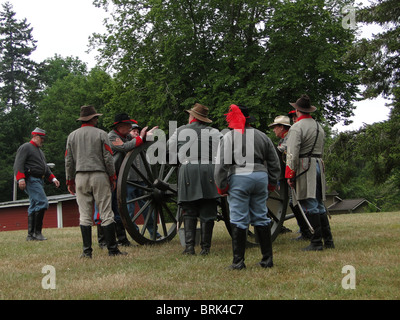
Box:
[0,2,39,202]
[0,1,38,113]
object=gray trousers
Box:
[75,172,114,227]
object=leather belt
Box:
[299,153,322,158]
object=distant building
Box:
[0,194,79,232]
[0,194,145,232]
[325,191,381,214]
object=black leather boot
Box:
[302,214,323,251]
[103,223,127,256]
[255,224,273,268]
[182,216,197,255]
[200,220,214,255]
[115,220,131,247]
[26,213,36,241]
[229,224,247,270]
[33,209,47,241]
[96,224,107,249]
[320,213,335,249]
[80,225,93,258]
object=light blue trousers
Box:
[227,171,271,230]
[25,176,49,215]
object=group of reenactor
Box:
[14,94,334,269]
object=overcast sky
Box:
[1,0,392,132]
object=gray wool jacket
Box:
[65,125,116,184]
[214,127,281,193]
[167,121,222,203]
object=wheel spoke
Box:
[140,152,155,181]
[163,166,176,182]
[131,200,152,223]
[158,206,168,237]
[158,163,165,180]
[126,194,151,205]
[161,202,178,223]
[126,180,153,192]
[140,204,154,236]
[267,209,280,223]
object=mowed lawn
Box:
[0,211,399,300]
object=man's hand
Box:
[139,126,149,140]
[287,178,295,189]
[145,126,159,140]
[112,138,123,146]
[18,179,26,191]
[53,178,60,188]
[67,184,76,195]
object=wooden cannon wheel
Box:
[117,142,289,246]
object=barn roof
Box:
[0,194,76,209]
[328,198,370,212]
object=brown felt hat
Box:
[289,94,317,113]
[185,103,212,123]
[76,105,103,121]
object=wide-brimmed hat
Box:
[289,94,316,113]
[76,105,103,121]
[268,115,291,128]
[185,103,212,123]
[111,113,138,128]
[237,104,256,123]
[31,127,46,137]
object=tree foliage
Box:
[0,2,39,201]
[36,56,115,195]
[91,0,360,131]
[354,0,400,99]
[325,115,400,211]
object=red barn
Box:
[0,194,80,231]
[0,194,145,232]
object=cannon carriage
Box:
[117,141,290,247]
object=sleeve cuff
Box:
[285,166,296,179]
[136,136,143,147]
[16,171,25,181]
[109,173,117,182]
[216,184,229,195]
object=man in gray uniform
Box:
[14,128,60,241]
[285,94,334,251]
[215,104,281,269]
[167,103,222,255]
[65,105,126,258]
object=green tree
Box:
[0,2,39,202]
[325,118,400,211]
[91,0,360,131]
[0,1,38,113]
[355,0,400,100]
[36,57,115,194]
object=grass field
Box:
[0,211,399,300]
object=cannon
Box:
[117,141,289,246]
